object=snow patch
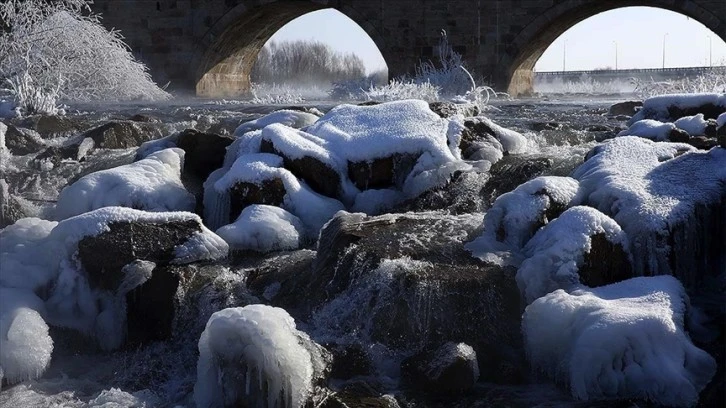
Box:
[216,205,304,252]
[628,93,726,124]
[233,110,320,137]
[54,148,195,220]
[617,119,676,141]
[523,276,716,406]
[674,113,708,136]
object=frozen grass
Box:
[633,68,726,98]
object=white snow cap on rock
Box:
[466,176,579,266]
[573,137,726,275]
[0,208,228,368]
[674,113,707,136]
[628,93,726,125]
[617,119,677,141]
[195,305,316,408]
[305,100,460,163]
[516,206,629,304]
[216,205,304,253]
[466,116,529,154]
[54,148,195,220]
[523,275,716,407]
[233,110,320,137]
[717,112,726,128]
[207,153,345,234]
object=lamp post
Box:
[613,41,618,70]
[563,40,567,72]
[662,33,668,69]
[709,36,712,67]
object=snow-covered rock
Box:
[466,176,579,266]
[523,276,716,406]
[573,137,726,280]
[617,119,688,142]
[204,153,344,235]
[608,100,642,117]
[233,109,320,137]
[1,207,228,354]
[54,148,195,220]
[461,116,528,156]
[674,113,708,136]
[194,305,330,408]
[516,206,631,304]
[628,93,726,125]
[215,205,304,253]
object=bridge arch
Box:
[502,0,726,96]
[194,1,388,98]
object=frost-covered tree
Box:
[0,0,170,115]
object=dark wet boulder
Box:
[176,129,234,181]
[13,114,93,139]
[687,136,718,150]
[428,101,480,118]
[2,123,44,155]
[128,113,161,123]
[310,211,524,382]
[358,101,382,106]
[528,121,565,132]
[579,233,633,288]
[0,180,30,228]
[260,138,341,198]
[704,119,719,138]
[281,106,324,116]
[76,217,227,344]
[32,143,84,168]
[229,178,287,223]
[81,120,164,149]
[398,170,490,214]
[347,153,418,190]
[245,249,317,312]
[328,343,373,380]
[608,101,642,117]
[667,128,691,143]
[322,381,400,408]
[401,342,479,395]
[482,156,554,206]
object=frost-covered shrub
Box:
[0,0,170,115]
[340,31,497,107]
[633,68,726,99]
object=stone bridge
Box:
[92,0,726,98]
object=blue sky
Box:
[269,6,726,73]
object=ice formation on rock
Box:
[523,276,716,407]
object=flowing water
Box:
[0,96,707,407]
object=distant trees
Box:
[251,40,372,86]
